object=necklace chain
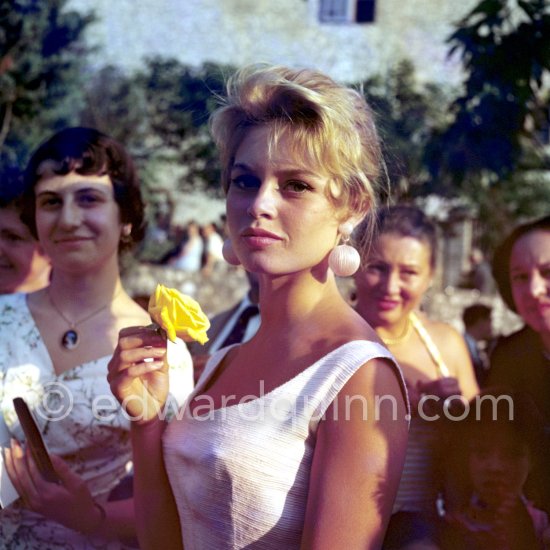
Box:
[380,316,413,346]
[48,287,123,329]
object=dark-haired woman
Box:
[354,204,479,548]
[0,127,190,548]
[487,215,550,515]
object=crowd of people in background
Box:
[0,62,548,549]
[160,219,227,276]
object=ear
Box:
[121,224,132,237]
[338,215,363,235]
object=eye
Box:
[366,263,386,274]
[401,269,418,278]
[0,230,26,243]
[283,180,312,194]
[76,192,103,206]
[511,272,528,284]
[36,195,61,210]
[229,174,260,191]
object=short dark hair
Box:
[21,127,145,250]
[462,303,492,328]
[0,165,25,207]
[491,215,550,312]
[374,205,438,269]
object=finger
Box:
[4,445,24,496]
[48,455,83,493]
[107,357,165,385]
[25,447,61,490]
[107,348,165,381]
[118,325,158,338]
[118,347,166,368]
[10,440,41,503]
[119,330,166,351]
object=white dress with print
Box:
[0,293,193,549]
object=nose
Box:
[529,270,547,298]
[485,450,507,472]
[58,200,81,229]
[381,269,401,296]
[246,182,277,219]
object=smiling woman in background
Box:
[354,204,479,549]
[0,167,50,294]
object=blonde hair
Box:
[209,64,386,254]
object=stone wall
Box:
[122,261,522,337]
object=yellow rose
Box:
[148,284,210,345]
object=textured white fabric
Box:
[163,340,405,549]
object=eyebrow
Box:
[36,185,112,197]
[231,162,319,178]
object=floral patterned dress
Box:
[0,293,193,549]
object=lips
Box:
[240,227,282,249]
[376,297,401,311]
[55,236,90,244]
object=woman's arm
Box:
[108,326,183,549]
[131,419,183,550]
[301,358,408,549]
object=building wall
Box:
[69,0,478,86]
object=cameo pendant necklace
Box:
[48,288,122,350]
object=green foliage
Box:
[79,59,233,198]
[421,0,550,247]
[0,0,95,167]
[357,60,450,200]
[426,0,550,188]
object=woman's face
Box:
[509,230,550,336]
[34,171,124,273]
[225,125,342,277]
[354,232,433,327]
[0,207,50,293]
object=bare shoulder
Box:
[330,306,381,346]
[418,313,464,349]
[116,293,152,327]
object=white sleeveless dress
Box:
[163,340,407,549]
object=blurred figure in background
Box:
[170,220,204,272]
[440,388,550,549]
[487,214,550,514]
[354,204,479,549]
[467,247,495,295]
[462,303,494,387]
[200,221,225,276]
[0,167,51,294]
[188,271,260,381]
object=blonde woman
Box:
[108,65,409,549]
